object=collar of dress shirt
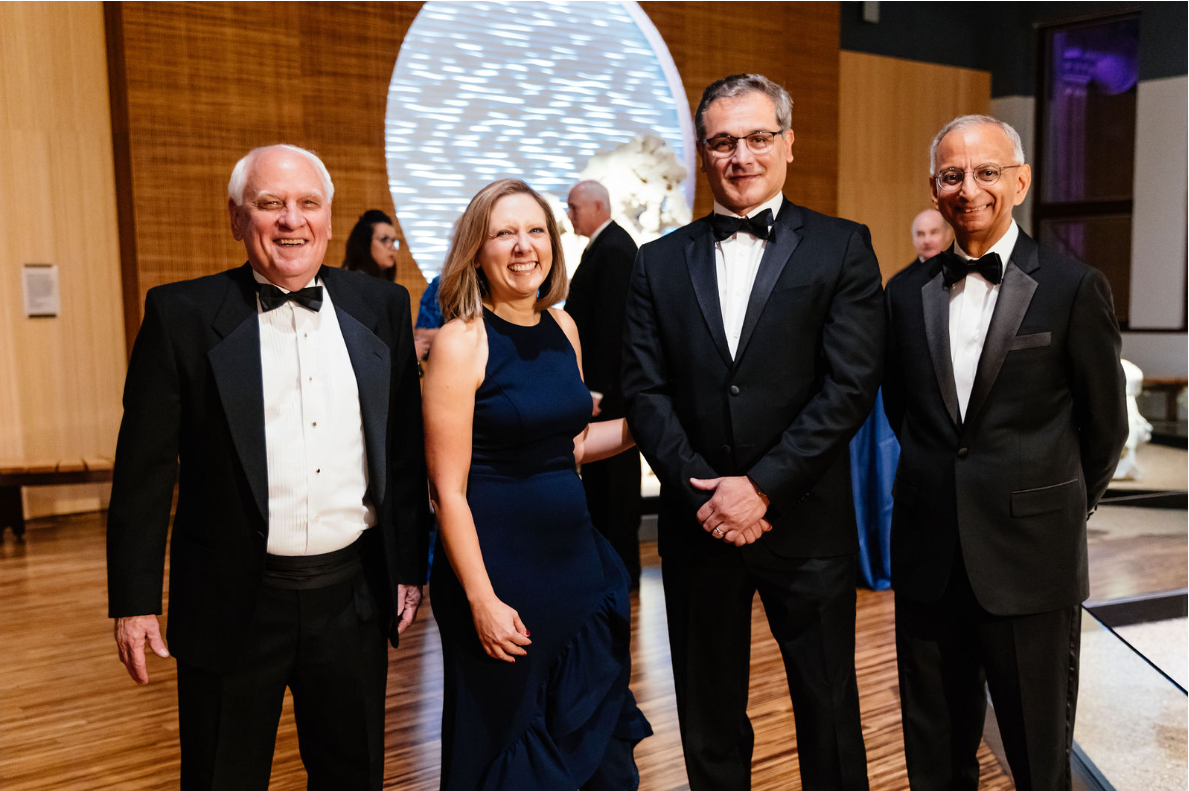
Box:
[250,268,320,292]
[712,192,784,223]
[585,218,613,248]
[954,220,1019,270]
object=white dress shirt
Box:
[949,221,1020,419]
[713,193,784,359]
[585,218,613,248]
[253,271,374,556]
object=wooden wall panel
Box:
[838,51,990,282]
[110,1,841,342]
[645,2,840,218]
[109,1,428,322]
[0,2,126,517]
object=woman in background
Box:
[342,209,398,281]
[423,179,651,790]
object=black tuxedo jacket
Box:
[622,198,885,561]
[883,231,1127,615]
[106,264,429,672]
[564,220,639,419]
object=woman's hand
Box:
[470,594,532,662]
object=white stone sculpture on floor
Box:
[1113,358,1152,480]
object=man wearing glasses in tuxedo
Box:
[623,73,883,791]
[883,115,1127,791]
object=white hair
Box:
[929,115,1026,174]
[227,144,335,206]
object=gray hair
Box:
[929,115,1026,174]
[695,73,793,141]
[227,144,335,205]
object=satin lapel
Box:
[963,254,1039,428]
[323,269,391,507]
[733,206,802,365]
[921,270,961,428]
[208,265,269,525]
[685,221,733,366]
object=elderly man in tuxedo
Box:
[883,115,1127,791]
[623,73,883,790]
[107,144,429,790]
[564,179,643,585]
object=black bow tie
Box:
[258,283,324,312]
[940,251,1002,287]
[711,208,774,242]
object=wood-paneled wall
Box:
[107,1,841,341]
[0,2,126,517]
[106,1,430,330]
[838,51,990,282]
[645,2,840,218]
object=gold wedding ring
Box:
[712,527,725,538]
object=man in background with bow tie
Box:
[883,116,1127,791]
[623,73,884,790]
[107,144,429,790]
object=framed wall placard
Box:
[22,264,60,318]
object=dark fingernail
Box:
[525,630,531,636]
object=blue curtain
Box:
[850,389,899,591]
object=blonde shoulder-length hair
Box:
[438,179,568,322]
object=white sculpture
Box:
[1113,358,1152,480]
[580,134,691,245]
[554,134,692,282]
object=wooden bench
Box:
[0,458,114,541]
[1143,377,1188,422]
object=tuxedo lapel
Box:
[921,268,961,428]
[685,221,733,366]
[208,265,269,525]
[963,236,1040,428]
[734,200,802,364]
[322,268,391,507]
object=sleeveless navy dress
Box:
[431,308,651,790]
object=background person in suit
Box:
[622,73,884,791]
[564,179,643,586]
[911,208,951,264]
[107,144,429,790]
[883,115,1127,791]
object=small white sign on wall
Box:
[22,263,60,317]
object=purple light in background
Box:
[1055,20,1139,96]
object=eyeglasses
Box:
[701,130,784,157]
[934,164,1022,192]
[373,235,396,248]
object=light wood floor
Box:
[1,497,1183,790]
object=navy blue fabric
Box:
[850,389,899,591]
[431,309,650,790]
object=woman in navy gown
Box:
[423,179,651,790]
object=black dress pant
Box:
[895,557,1081,791]
[581,448,642,584]
[662,549,869,791]
[176,565,389,791]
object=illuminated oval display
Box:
[385,0,693,279]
